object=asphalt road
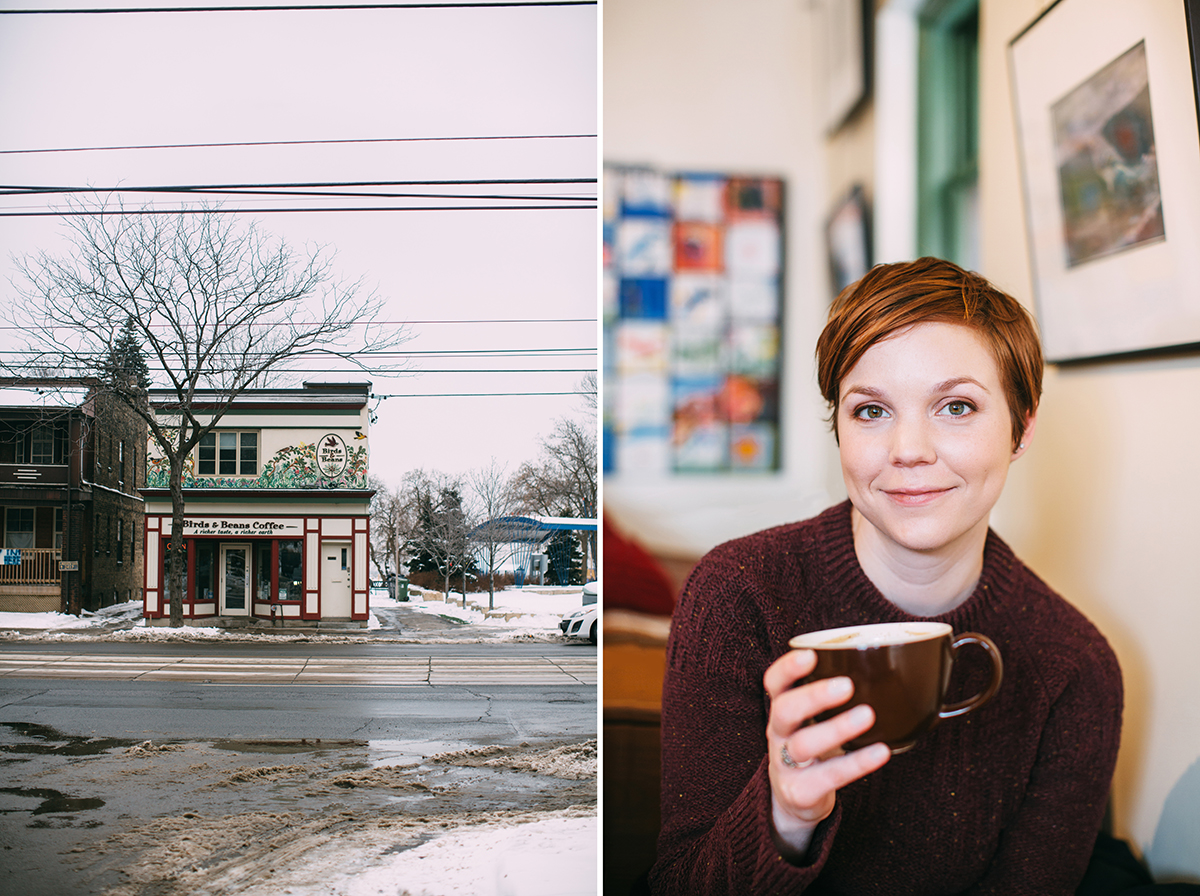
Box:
[0,641,597,896]
[0,641,596,743]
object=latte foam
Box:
[790,621,951,650]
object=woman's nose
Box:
[889,416,936,466]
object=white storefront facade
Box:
[141,383,373,626]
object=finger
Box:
[763,648,817,699]
[778,743,891,821]
[767,674,855,741]
[781,702,875,762]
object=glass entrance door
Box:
[219,544,251,616]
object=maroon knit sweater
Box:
[650,501,1123,896]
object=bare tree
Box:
[6,201,408,626]
[510,417,598,579]
[368,475,410,586]
[399,469,473,605]
[578,370,597,413]
[468,458,520,611]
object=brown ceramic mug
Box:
[788,621,1003,754]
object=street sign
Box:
[59,560,80,572]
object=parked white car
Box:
[559,581,598,645]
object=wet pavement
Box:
[0,719,595,895]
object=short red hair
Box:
[815,257,1043,450]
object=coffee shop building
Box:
[141,382,374,626]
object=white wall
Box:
[981,0,1200,879]
[603,0,836,558]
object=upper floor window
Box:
[0,421,67,465]
[198,431,258,476]
[32,425,55,464]
[118,441,126,488]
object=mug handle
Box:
[938,632,1003,719]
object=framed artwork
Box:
[1010,0,1200,362]
[603,166,785,475]
[825,185,871,297]
[815,0,871,133]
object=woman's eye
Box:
[941,401,972,417]
[854,405,888,420]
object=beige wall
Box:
[603,0,838,558]
[982,0,1200,878]
[605,0,1200,880]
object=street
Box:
[0,640,597,895]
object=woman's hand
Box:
[763,648,891,859]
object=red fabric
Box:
[603,515,677,616]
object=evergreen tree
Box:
[406,486,441,574]
[103,315,151,390]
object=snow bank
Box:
[252,813,597,896]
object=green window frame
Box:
[917,0,979,268]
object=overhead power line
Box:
[0,346,597,355]
[0,178,595,191]
[377,318,595,325]
[0,204,595,217]
[0,2,597,16]
[0,186,596,203]
[373,390,591,398]
[0,134,597,157]
[290,368,595,373]
[0,178,598,214]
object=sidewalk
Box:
[0,586,590,644]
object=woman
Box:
[650,258,1123,894]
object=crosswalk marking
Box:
[0,652,596,686]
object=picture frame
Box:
[1009,0,1200,363]
[825,184,871,297]
[815,0,871,133]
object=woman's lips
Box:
[884,488,951,506]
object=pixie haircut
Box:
[815,257,1043,451]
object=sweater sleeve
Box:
[649,550,839,895]
[964,636,1123,895]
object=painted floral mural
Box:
[146,436,368,489]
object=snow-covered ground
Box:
[0,586,597,895]
[231,811,597,896]
[388,586,585,639]
[0,600,136,631]
[0,585,592,643]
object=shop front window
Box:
[278,540,302,600]
[196,542,215,603]
[164,539,188,595]
[257,542,272,601]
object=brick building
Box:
[0,379,146,613]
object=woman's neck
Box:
[850,506,988,617]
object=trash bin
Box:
[396,576,409,602]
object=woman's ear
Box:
[1012,413,1037,459]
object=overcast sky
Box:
[0,0,598,492]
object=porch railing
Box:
[0,548,62,584]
